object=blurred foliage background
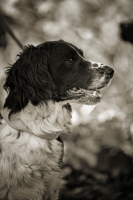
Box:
[0,0,133,199]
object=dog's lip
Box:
[66,87,102,98]
[58,87,102,105]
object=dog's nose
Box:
[103,66,114,78]
[91,62,114,78]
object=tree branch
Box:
[0,14,23,49]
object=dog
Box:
[0,40,114,200]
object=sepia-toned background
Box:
[0,0,133,199]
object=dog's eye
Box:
[66,58,74,65]
[68,58,74,62]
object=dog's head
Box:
[4,40,114,116]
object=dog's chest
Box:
[0,123,64,170]
[0,124,63,200]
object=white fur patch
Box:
[0,100,71,200]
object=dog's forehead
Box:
[50,41,80,55]
[38,41,83,58]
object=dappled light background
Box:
[0,0,133,199]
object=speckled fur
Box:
[0,101,71,200]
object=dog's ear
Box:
[4,45,58,117]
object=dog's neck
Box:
[1,100,72,140]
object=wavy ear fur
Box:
[4,45,57,117]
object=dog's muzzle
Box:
[90,61,114,78]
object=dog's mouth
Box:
[60,87,103,105]
[67,87,102,98]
